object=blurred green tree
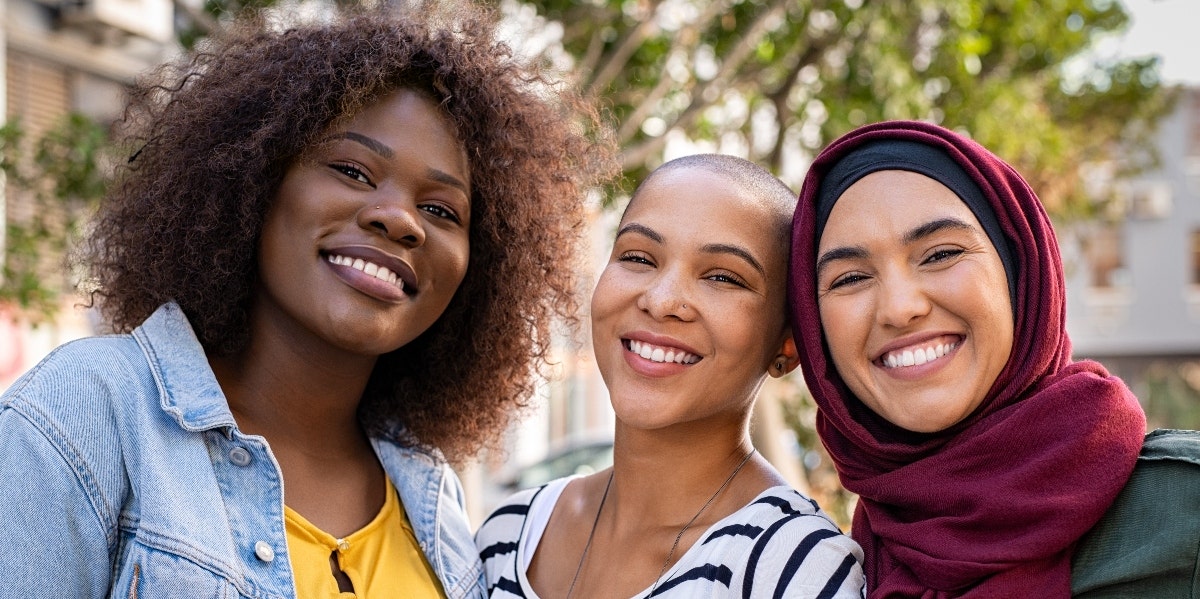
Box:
[516,0,1174,215]
[1,115,109,320]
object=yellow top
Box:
[284,477,446,599]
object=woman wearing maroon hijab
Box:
[787,120,1149,597]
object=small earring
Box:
[775,360,784,372]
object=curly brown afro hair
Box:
[81,3,618,462]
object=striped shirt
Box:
[475,477,865,598]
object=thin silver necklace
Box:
[564,448,757,599]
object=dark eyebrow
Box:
[615,222,663,243]
[426,167,469,194]
[816,217,979,279]
[815,246,868,280]
[615,224,765,278]
[329,132,468,194]
[903,217,976,245]
[333,132,393,159]
[701,243,766,277]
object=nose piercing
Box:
[681,304,687,310]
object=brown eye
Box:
[829,273,869,289]
[924,248,964,264]
[332,162,372,185]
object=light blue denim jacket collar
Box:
[136,303,485,597]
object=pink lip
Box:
[622,331,702,356]
[323,245,417,303]
[619,331,702,378]
[872,332,961,363]
[872,332,963,382]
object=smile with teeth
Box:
[326,253,405,291]
[627,339,701,365]
[880,340,959,368]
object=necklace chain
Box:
[564,448,757,599]
[564,470,612,599]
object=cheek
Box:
[589,266,629,323]
[818,296,866,364]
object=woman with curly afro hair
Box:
[0,3,616,598]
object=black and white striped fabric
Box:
[475,477,865,598]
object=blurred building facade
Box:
[1,0,176,386]
[1064,87,1200,429]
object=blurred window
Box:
[1087,225,1126,288]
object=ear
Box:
[768,333,801,379]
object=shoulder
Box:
[474,484,549,550]
[1138,428,1200,464]
[2,333,151,435]
[725,486,863,559]
[1072,429,1200,597]
[698,487,865,598]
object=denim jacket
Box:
[0,303,486,599]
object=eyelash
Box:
[828,273,868,290]
[421,204,461,224]
[332,162,372,185]
[618,251,654,266]
[706,272,748,287]
[332,162,461,224]
[618,253,748,287]
[827,248,964,290]
[925,248,964,264]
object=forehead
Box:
[821,169,980,242]
[624,167,782,242]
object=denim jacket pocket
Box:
[112,538,242,599]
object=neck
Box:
[209,310,377,454]
[605,419,760,528]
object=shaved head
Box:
[624,154,797,244]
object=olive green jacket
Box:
[1072,429,1200,598]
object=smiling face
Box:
[254,88,471,359]
[815,170,1013,433]
[590,166,796,431]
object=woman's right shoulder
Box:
[475,476,575,542]
[2,334,148,409]
[1,334,153,473]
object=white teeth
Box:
[627,340,700,365]
[326,253,405,291]
[882,341,958,369]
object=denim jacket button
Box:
[254,541,275,562]
[229,447,252,467]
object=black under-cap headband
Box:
[814,138,1017,301]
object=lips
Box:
[626,339,701,364]
[322,246,417,294]
[875,334,962,369]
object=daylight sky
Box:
[1115,0,1200,86]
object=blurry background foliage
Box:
[1,0,1185,524]
[5,0,1174,314]
[1,115,109,320]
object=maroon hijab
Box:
[788,121,1146,597]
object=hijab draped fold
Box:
[788,120,1146,597]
